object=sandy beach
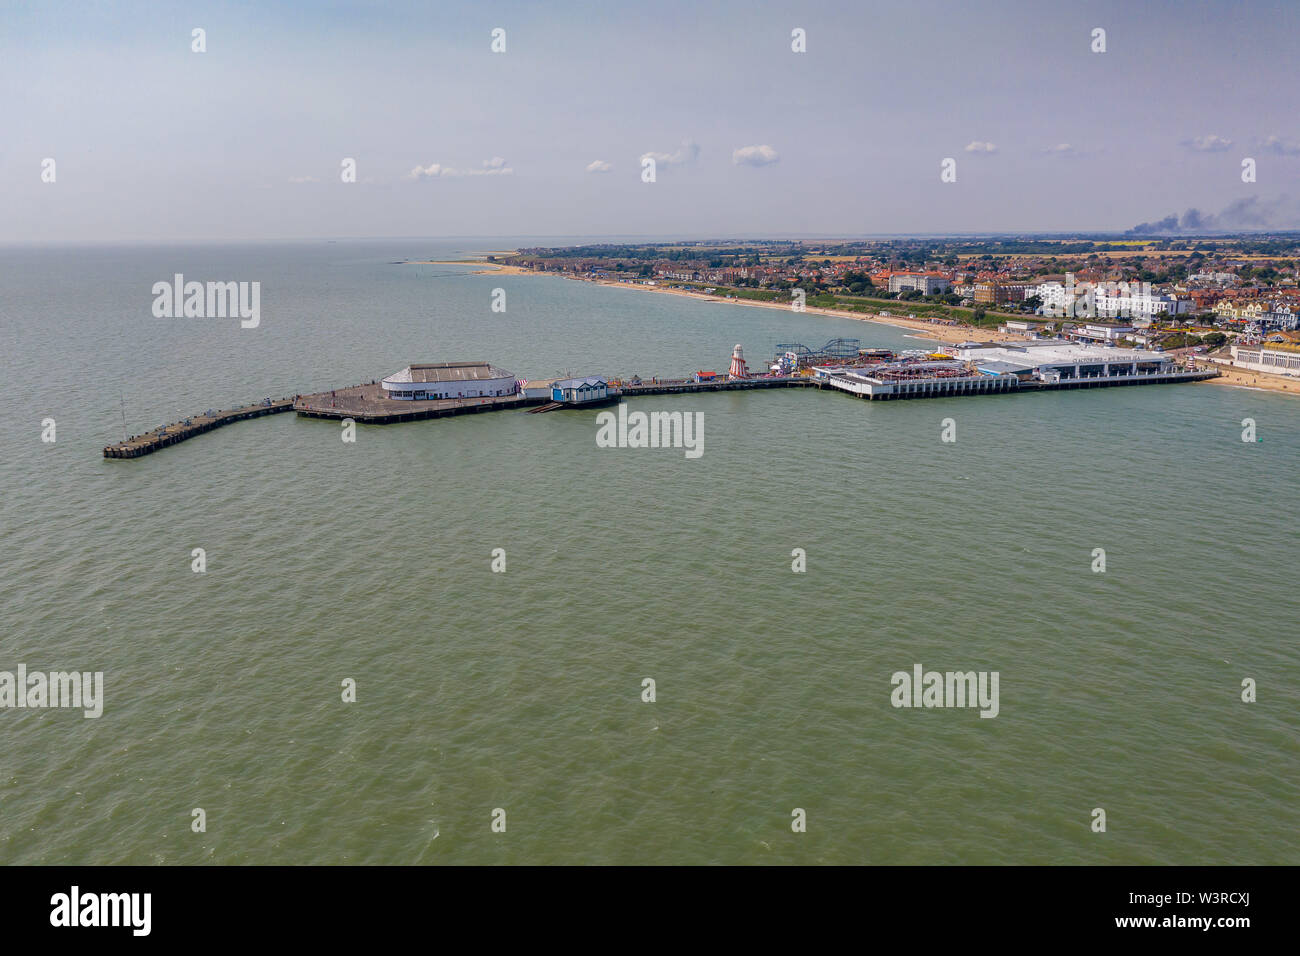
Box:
[1196,361,1300,396]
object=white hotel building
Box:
[888,272,952,295]
[1037,276,1189,320]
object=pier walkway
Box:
[103,399,295,459]
[619,376,813,396]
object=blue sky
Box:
[5,0,1299,239]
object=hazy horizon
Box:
[6,0,1300,241]
[6,230,1300,249]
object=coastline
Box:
[406,257,1300,396]
[406,257,1015,346]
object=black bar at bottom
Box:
[0,865,1278,942]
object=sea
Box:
[1,239,1296,864]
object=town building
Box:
[1215,300,1266,322]
[380,362,518,401]
[1188,272,1241,287]
[520,378,562,400]
[974,281,1035,305]
[1229,342,1300,376]
[998,319,1040,336]
[888,272,952,295]
[1038,278,1188,320]
[1260,306,1300,330]
[1068,322,1136,343]
[551,377,611,403]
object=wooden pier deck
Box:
[618,376,815,396]
[293,383,544,423]
[103,399,295,459]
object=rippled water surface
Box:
[1,240,1296,864]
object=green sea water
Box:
[1,240,1296,864]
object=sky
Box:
[4,0,1300,241]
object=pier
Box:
[101,376,821,458]
[103,399,295,459]
[102,352,1219,459]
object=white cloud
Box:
[1183,134,1232,152]
[1044,143,1074,154]
[1262,135,1300,156]
[640,140,700,168]
[407,158,514,180]
[585,159,613,173]
[964,141,997,154]
[287,175,321,183]
[732,144,779,167]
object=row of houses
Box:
[972,275,1300,327]
[522,250,1300,328]
[1213,300,1300,328]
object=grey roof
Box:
[553,377,608,388]
[975,360,1034,374]
[385,362,514,383]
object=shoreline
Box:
[1197,361,1300,395]
[405,258,1016,346]
[406,257,1300,396]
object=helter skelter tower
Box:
[728,343,750,379]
